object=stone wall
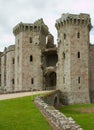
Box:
[0,52,2,86]
[34,96,83,130]
[6,45,15,92]
[89,45,94,102]
[1,49,6,90]
[1,46,15,92]
[56,13,91,104]
[13,19,49,92]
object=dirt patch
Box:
[76,108,94,114]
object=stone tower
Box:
[56,13,92,104]
[13,19,49,91]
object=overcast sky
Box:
[0,0,94,51]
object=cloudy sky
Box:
[0,0,94,51]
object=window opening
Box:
[78,52,80,58]
[78,77,80,84]
[30,37,32,43]
[31,78,34,84]
[30,55,33,62]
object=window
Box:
[78,52,80,58]
[12,79,14,84]
[12,58,15,64]
[77,32,80,38]
[63,52,65,59]
[30,55,33,62]
[78,77,80,84]
[31,78,34,84]
[64,33,66,39]
[30,37,32,43]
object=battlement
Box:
[13,18,49,36]
[55,13,92,30]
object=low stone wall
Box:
[34,96,83,130]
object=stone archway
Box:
[45,71,56,90]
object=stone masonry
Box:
[34,96,83,130]
[0,13,94,104]
[0,52,3,86]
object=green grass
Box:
[59,104,94,130]
[0,95,52,130]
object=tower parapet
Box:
[56,13,91,104]
[13,18,49,36]
[55,13,92,30]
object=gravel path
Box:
[0,91,51,100]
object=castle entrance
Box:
[45,71,56,90]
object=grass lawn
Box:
[0,95,52,130]
[59,104,94,130]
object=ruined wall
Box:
[6,45,15,92]
[1,49,6,90]
[0,52,2,86]
[89,45,94,102]
[56,13,91,104]
[1,46,15,92]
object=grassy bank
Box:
[0,95,52,130]
[59,104,94,130]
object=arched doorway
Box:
[45,71,56,90]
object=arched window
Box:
[77,32,80,38]
[30,55,33,62]
[78,52,80,58]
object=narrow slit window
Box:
[30,55,33,62]
[12,79,14,84]
[78,52,80,58]
[78,77,80,84]
[63,52,65,59]
[13,58,15,64]
[64,33,66,39]
[31,78,34,84]
[30,37,32,43]
[77,32,80,38]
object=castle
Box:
[0,13,94,104]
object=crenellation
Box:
[13,20,48,36]
[56,13,92,30]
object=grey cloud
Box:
[0,0,94,51]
